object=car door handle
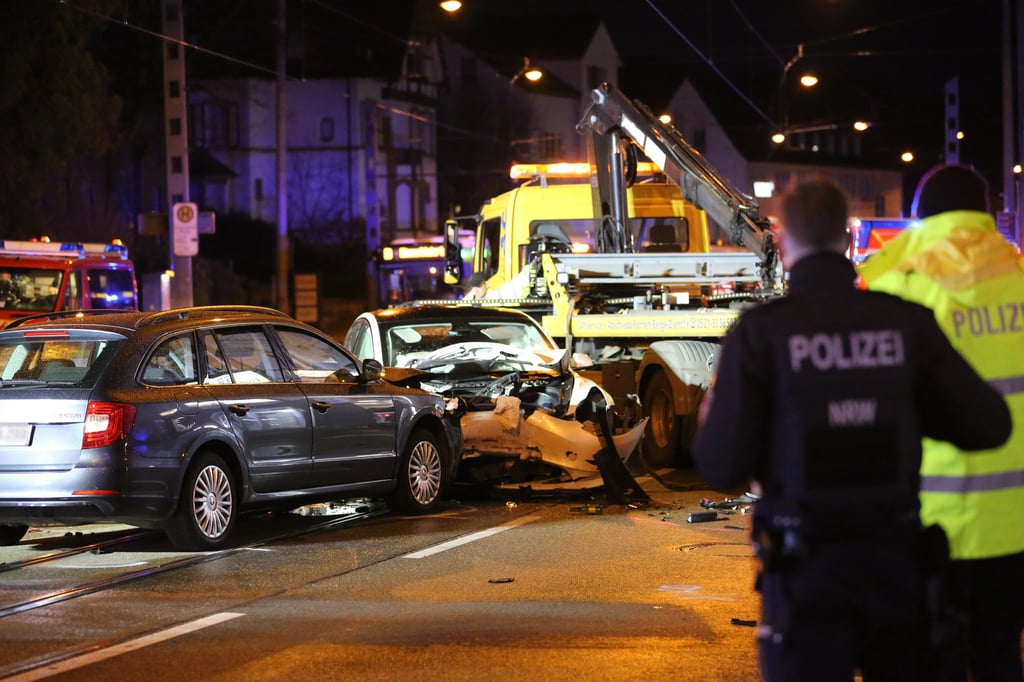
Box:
[311,401,331,413]
[229,404,250,416]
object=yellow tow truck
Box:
[443,83,781,466]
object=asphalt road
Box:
[0,468,763,681]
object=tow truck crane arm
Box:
[577,82,780,289]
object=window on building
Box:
[405,48,425,81]
[540,133,560,159]
[168,80,180,98]
[171,156,182,173]
[587,65,607,90]
[188,100,239,150]
[254,178,264,202]
[409,110,424,145]
[169,118,181,136]
[320,117,335,143]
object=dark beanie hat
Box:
[912,164,990,218]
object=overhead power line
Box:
[643,0,779,128]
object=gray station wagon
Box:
[0,306,463,550]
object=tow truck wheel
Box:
[642,370,681,468]
[0,523,29,545]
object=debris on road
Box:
[699,492,759,512]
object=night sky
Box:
[453,0,1006,186]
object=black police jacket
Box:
[693,252,1011,538]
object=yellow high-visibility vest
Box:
[860,210,1024,559]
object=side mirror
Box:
[443,219,464,285]
[361,358,383,383]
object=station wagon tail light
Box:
[82,402,136,449]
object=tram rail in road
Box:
[0,503,390,619]
[0,498,576,681]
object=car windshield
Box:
[383,319,553,368]
[0,268,64,312]
[87,269,136,310]
[0,335,122,387]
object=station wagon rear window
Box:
[0,336,121,386]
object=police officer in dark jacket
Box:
[692,180,1011,682]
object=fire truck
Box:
[443,83,780,466]
[0,239,138,328]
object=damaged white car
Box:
[342,306,647,490]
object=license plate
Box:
[0,424,33,446]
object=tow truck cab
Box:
[0,240,138,328]
[459,163,711,299]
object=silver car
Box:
[0,306,463,550]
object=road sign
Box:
[172,202,199,256]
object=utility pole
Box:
[275,0,291,315]
[162,0,195,308]
[1006,0,1023,247]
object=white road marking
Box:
[6,612,245,681]
[402,515,542,559]
[657,584,738,601]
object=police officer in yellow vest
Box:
[859,164,1024,681]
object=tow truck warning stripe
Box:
[402,515,542,559]
[6,612,244,681]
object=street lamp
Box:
[511,57,542,84]
[439,1,461,12]
[774,44,827,144]
[779,44,811,128]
